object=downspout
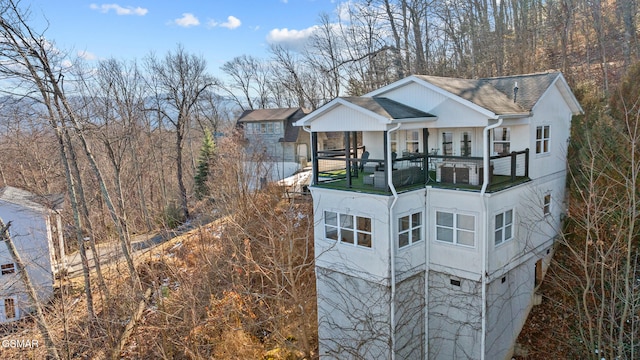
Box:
[387,122,401,360]
[480,117,502,360]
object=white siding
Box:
[0,201,54,323]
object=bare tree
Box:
[145,45,216,221]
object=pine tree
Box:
[194,129,215,200]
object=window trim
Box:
[324,210,373,248]
[3,297,16,320]
[536,125,550,155]
[405,130,420,153]
[493,127,511,155]
[398,211,423,249]
[435,210,476,247]
[494,209,514,246]
[543,193,552,216]
[442,131,453,156]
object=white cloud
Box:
[77,50,97,60]
[89,3,148,16]
[266,26,318,51]
[208,16,242,30]
[220,16,241,29]
[174,13,200,27]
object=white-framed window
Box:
[273,122,282,135]
[324,210,372,248]
[3,297,16,320]
[1,263,15,275]
[543,193,551,215]
[390,131,398,153]
[406,130,420,153]
[536,125,550,154]
[495,209,514,245]
[398,212,423,248]
[493,127,511,155]
[436,211,475,247]
[442,132,453,156]
[460,131,472,156]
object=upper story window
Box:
[536,125,550,154]
[324,211,372,248]
[246,121,282,135]
[398,212,423,248]
[493,127,510,155]
[495,209,514,246]
[436,211,475,247]
[442,132,453,156]
[543,193,552,215]
[1,263,15,275]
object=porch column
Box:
[345,131,352,187]
[383,131,389,190]
[423,128,429,181]
[312,132,318,185]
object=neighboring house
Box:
[0,186,65,323]
[236,107,310,164]
[295,72,582,359]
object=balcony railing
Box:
[314,149,530,194]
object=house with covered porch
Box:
[296,72,582,359]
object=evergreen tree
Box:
[194,129,215,200]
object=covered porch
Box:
[311,129,530,194]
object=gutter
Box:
[386,122,401,360]
[480,117,503,360]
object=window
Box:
[543,193,551,215]
[273,122,282,134]
[4,298,15,319]
[536,125,550,154]
[1,263,15,275]
[390,132,398,153]
[493,127,510,154]
[495,209,514,245]
[324,211,372,248]
[442,132,453,156]
[460,131,472,156]
[436,211,475,246]
[406,130,420,153]
[398,212,423,248]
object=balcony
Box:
[313,149,530,194]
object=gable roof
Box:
[342,97,435,119]
[369,71,582,117]
[414,75,526,115]
[236,107,302,123]
[0,186,63,213]
[296,97,436,127]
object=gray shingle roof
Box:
[415,71,561,115]
[0,186,63,212]
[341,97,435,119]
[236,108,301,122]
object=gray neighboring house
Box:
[0,186,66,323]
[236,107,311,166]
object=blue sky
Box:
[24,1,344,77]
